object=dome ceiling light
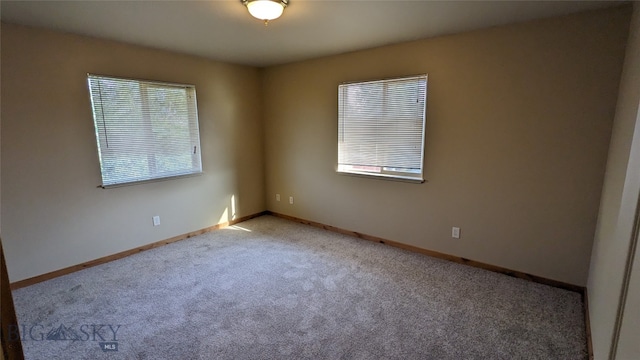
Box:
[241,0,289,26]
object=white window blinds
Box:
[88,75,202,187]
[338,75,427,181]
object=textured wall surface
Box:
[263,7,630,286]
[1,23,265,281]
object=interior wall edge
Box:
[9,211,267,290]
[267,211,585,293]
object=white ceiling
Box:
[0,0,625,67]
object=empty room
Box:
[1,1,639,359]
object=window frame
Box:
[87,74,203,188]
[337,74,428,183]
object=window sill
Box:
[98,171,204,189]
[336,170,425,184]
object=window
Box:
[338,75,427,182]
[87,75,202,187]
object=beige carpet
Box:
[12,215,587,359]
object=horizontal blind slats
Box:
[88,75,202,186]
[338,75,427,180]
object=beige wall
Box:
[1,23,265,282]
[588,3,640,359]
[0,6,633,289]
[263,7,630,286]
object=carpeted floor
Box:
[12,215,587,359]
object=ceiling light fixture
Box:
[242,0,289,25]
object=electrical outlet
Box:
[153,216,161,226]
[289,196,294,205]
[452,227,460,239]
[276,194,280,201]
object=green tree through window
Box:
[88,75,202,187]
